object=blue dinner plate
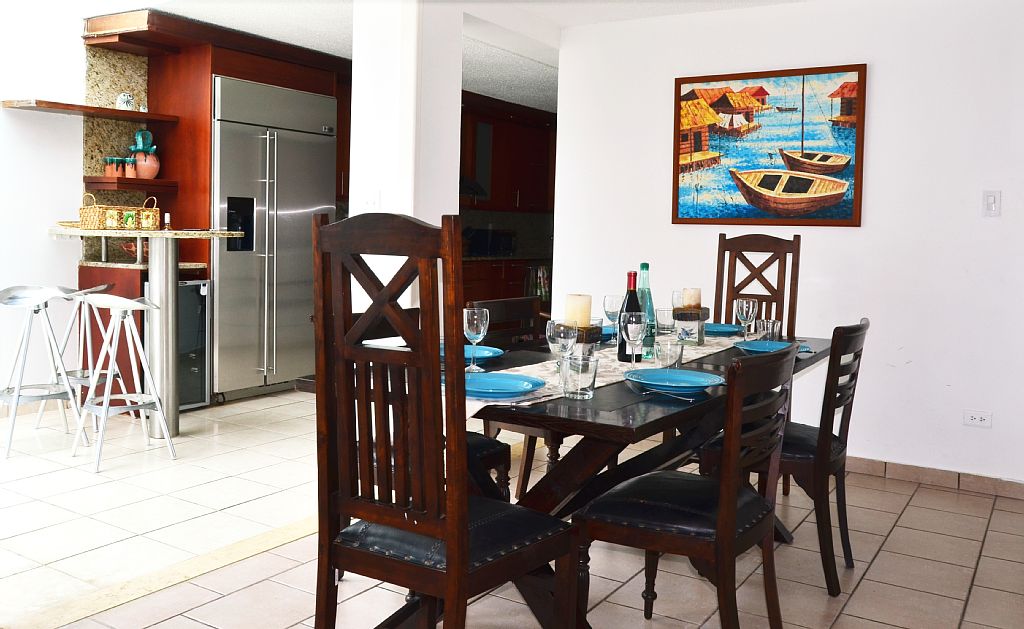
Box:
[465,373,545,399]
[624,369,725,393]
[440,345,505,364]
[705,322,744,336]
[734,340,812,354]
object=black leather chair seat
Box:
[777,422,846,461]
[577,471,771,539]
[702,422,846,463]
[338,496,569,570]
[466,432,510,461]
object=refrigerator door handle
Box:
[270,130,279,375]
[258,130,272,375]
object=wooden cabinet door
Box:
[509,124,552,213]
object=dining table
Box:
[465,335,831,628]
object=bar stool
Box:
[71,293,176,472]
[31,284,116,430]
[0,286,86,458]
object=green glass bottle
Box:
[637,262,656,359]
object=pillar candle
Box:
[564,294,592,326]
[682,288,701,309]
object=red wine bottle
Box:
[618,271,643,363]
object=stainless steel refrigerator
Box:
[211,77,337,394]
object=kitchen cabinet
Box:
[460,93,556,213]
[463,259,551,304]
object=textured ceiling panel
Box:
[462,36,559,112]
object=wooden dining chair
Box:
[470,296,559,499]
[575,345,798,629]
[467,296,547,350]
[701,319,869,597]
[312,213,577,629]
[714,233,801,339]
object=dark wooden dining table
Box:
[471,337,831,627]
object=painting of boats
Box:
[729,169,848,216]
[778,149,850,175]
[672,64,865,227]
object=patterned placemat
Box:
[471,335,739,406]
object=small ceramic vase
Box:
[124,158,137,178]
[133,152,160,179]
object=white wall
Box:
[0,2,156,382]
[552,0,1024,481]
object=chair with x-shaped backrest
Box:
[713,233,801,340]
[312,213,577,629]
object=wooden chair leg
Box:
[483,420,499,438]
[642,551,659,619]
[834,469,854,568]
[813,492,842,597]
[314,558,339,628]
[516,436,537,500]
[714,559,740,629]
[577,538,592,621]
[495,463,511,502]
[555,541,579,629]
[416,595,439,629]
[761,532,784,629]
[782,473,791,496]
[442,586,467,629]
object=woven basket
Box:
[78,193,110,230]
[101,196,161,230]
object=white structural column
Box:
[348,0,464,227]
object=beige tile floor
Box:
[57,427,1024,629]
[0,390,321,625]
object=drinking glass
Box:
[463,308,490,373]
[560,355,600,400]
[671,290,685,309]
[755,319,782,341]
[619,311,648,367]
[655,308,676,337]
[654,339,684,368]
[546,319,578,362]
[602,295,622,345]
[733,298,759,341]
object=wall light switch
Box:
[983,190,1001,217]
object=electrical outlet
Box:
[963,409,993,428]
[983,190,1002,217]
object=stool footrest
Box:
[83,394,157,415]
[0,384,70,403]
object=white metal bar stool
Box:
[71,293,176,472]
[0,286,87,458]
[31,284,117,429]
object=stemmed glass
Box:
[619,311,648,367]
[546,320,578,363]
[733,298,759,341]
[602,295,622,345]
[463,308,490,373]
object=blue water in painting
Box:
[677,72,858,221]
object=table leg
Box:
[774,517,794,544]
[544,434,563,471]
[147,238,179,438]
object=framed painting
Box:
[672,64,866,227]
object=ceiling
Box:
[150,0,799,112]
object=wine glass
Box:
[546,320,578,362]
[619,311,648,367]
[602,295,622,345]
[733,298,759,341]
[463,308,490,373]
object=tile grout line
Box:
[828,470,917,628]
[957,490,998,628]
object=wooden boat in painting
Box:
[729,168,848,216]
[778,148,851,175]
[776,106,798,112]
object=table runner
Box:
[470,335,739,407]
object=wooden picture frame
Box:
[672,64,866,227]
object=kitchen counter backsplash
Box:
[460,208,554,259]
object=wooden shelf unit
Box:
[83,176,178,193]
[2,100,178,123]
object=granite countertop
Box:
[50,225,243,239]
[78,260,208,270]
